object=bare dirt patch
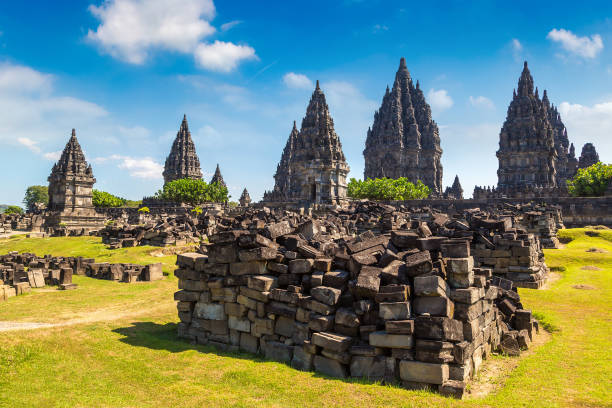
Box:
[0,302,174,332]
[572,284,597,290]
[466,329,551,399]
[580,265,602,271]
[586,248,607,253]
[541,272,561,290]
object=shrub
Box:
[137,207,150,213]
[155,179,229,205]
[191,206,203,215]
[23,185,49,211]
[567,162,612,197]
[4,205,24,215]
[93,190,127,208]
[347,178,431,201]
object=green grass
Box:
[0,230,610,407]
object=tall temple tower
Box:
[496,62,557,192]
[265,81,350,204]
[578,143,600,169]
[46,129,105,231]
[163,115,203,184]
[363,58,443,195]
[209,163,227,188]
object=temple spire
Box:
[517,61,534,97]
[163,115,203,184]
[210,163,227,188]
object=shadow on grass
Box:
[112,321,409,390]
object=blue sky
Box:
[0,0,610,205]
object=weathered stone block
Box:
[379,302,411,320]
[399,361,449,385]
[369,331,414,349]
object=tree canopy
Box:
[3,205,24,215]
[567,162,612,197]
[347,178,431,201]
[23,185,49,211]
[92,190,127,208]
[155,179,229,205]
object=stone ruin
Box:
[444,176,463,200]
[484,62,600,198]
[578,143,600,169]
[363,58,443,195]
[263,81,350,205]
[173,203,541,398]
[210,163,227,188]
[163,115,203,184]
[0,251,163,300]
[239,188,251,207]
[45,129,105,234]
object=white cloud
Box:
[373,24,389,33]
[283,72,313,89]
[427,88,454,112]
[17,137,41,153]
[43,151,62,161]
[194,41,257,72]
[511,38,523,62]
[547,29,603,59]
[94,154,163,179]
[0,63,108,151]
[469,95,495,110]
[0,63,52,94]
[558,101,612,161]
[87,0,255,72]
[87,0,216,64]
[221,20,241,31]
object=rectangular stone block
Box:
[229,261,267,276]
[228,316,251,333]
[313,355,347,378]
[194,302,226,320]
[310,286,341,306]
[311,332,352,352]
[413,296,454,318]
[247,275,276,292]
[385,319,415,335]
[291,346,314,371]
[379,302,411,320]
[414,275,449,297]
[369,331,414,349]
[399,361,449,385]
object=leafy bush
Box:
[347,178,431,201]
[92,190,127,208]
[155,179,228,205]
[567,162,612,197]
[137,206,150,213]
[4,205,24,215]
[23,185,49,211]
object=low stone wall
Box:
[393,196,612,228]
[174,225,537,398]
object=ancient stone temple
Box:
[496,62,558,193]
[46,129,105,232]
[578,143,600,169]
[544,91,578,187]
[266,121,299,201]
[163,115,203,184]
[264,81,350,204]
[444,175,464,199]
[239,188,251,207]
[209,164,227,188]
[363,58,443,195]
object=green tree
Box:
[155,179,229,205]
[92,190,127,208]
[347,177,431,201]
[567,162,612,197]
[4,205,24,215]
[23,185,49,211]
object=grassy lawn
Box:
[0,230,610,407]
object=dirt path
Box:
[466,329,551,399]
[0,301,174,332]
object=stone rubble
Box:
[0,251,164,301]
[173,203,539,398]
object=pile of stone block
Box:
[521,210,561,249]
[0,252,164,299]
[173,209,538,398]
